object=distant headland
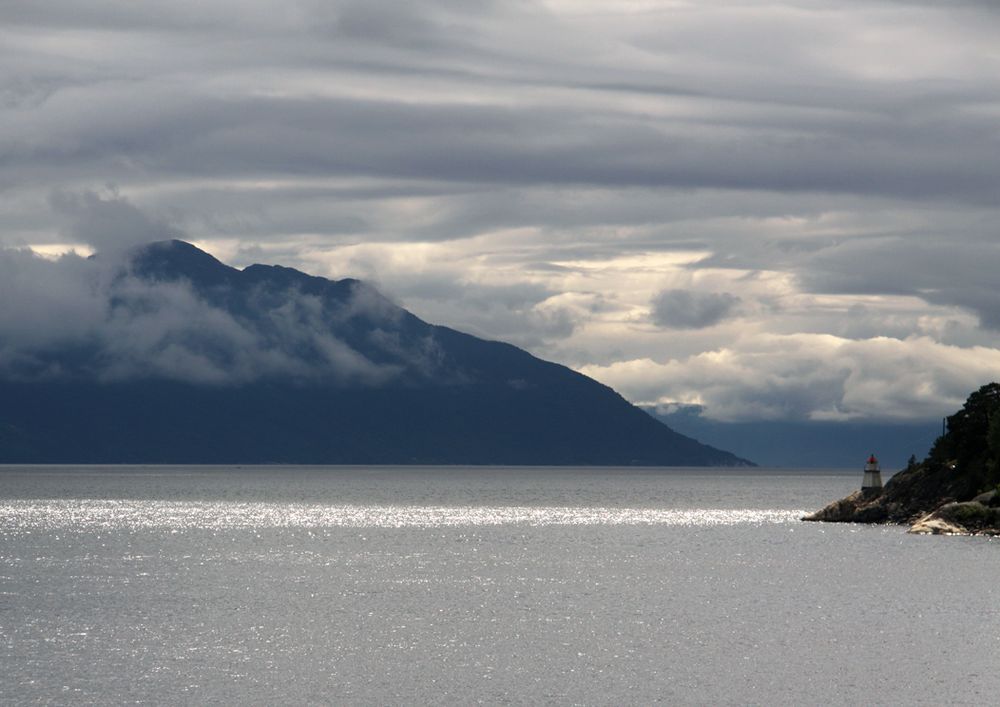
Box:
[804,382,1000,535]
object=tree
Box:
[926,382,1000,492]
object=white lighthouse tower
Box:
[862,454,882,492]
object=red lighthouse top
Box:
[863,453,883,489]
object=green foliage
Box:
[944,502,1000,529]
[928,382,1000,492]
[987,414,1000,482]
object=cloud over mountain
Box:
[2,1,999,425]
[0,241,419,385]
[50,189,183,255]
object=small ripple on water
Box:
[0,500,806,531]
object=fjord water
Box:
[2,467,997,705]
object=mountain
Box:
[0,240,751,465]
[642,404,939,469]
[804,383,1000,534]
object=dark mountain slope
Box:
[0,240,750,465]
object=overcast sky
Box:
[2,0,999,422]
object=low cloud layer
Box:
[0,244,410,385]
[580,334,1000,423]
[2,1,999,421]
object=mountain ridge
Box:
[0,240,752,466]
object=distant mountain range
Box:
[642,404,939,469]
[0,240,750,465]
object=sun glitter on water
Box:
[0,499,805,531]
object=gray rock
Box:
[909,513,967,535]
[905,501,1000,536]
[972,490,997,505]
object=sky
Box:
[2,0,999,425]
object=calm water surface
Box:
[1,466,997,705]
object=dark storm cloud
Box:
[650,289,741,330]
[3,0,1000,421]
[6,90,1000,205]
[50,189,183,255]
[3,1,999,206]
[782,237,1000,329]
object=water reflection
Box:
[1,499,805,530]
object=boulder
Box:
[908,512,967,535]
[906,501,1000,536]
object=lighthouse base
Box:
[862,470,883,490]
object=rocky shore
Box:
[803,382,1000,536]
[803,478,1000,535]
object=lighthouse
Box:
[862,454,882,492]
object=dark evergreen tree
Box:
[930,382,1000,490]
